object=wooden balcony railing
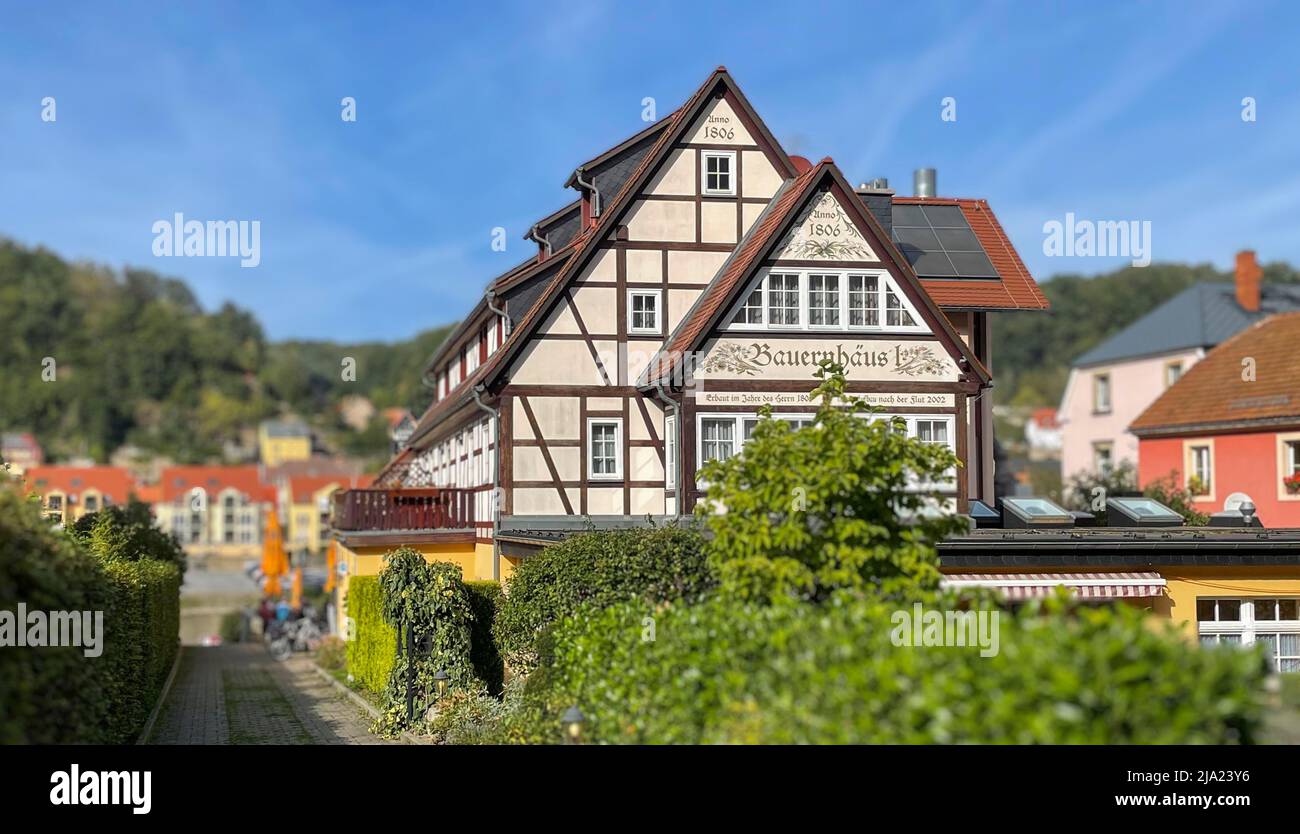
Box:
[331,488,475,533]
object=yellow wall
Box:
[1155,569,1300,640]
[333,537,498,624]
[258,432,311,467]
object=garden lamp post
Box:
[433,668,449,699]
[561,706,585,744]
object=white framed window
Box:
[628,290,661,334]
[1093,441,1113,473]
[1164,361,1183,388]
[587,418,623,480]
[699,417,738,464]
[767,273,800,327]
[465,343,479,375]
[727,269,925,334]
[732,287,763,325]
[848,275,879,327]
[665,415,677,489]
[1199,597,1300,672]
[808,274,840,327]
[1092,373,1111,414]
[701,150,736,196]
[1188,443,1212,497]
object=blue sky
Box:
[2,1,1297,341]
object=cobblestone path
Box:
[149,643,396,745]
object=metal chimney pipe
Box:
[913,168,936,198]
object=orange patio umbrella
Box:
[261,508,289,598]
[324,540,337,594]
[289,564,303,610]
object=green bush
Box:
[523,592,1267,744]
[315,635,347,671]
[465,580,504,696]
[493,524,715,672]
[71,499,188,574]
[698,361,966,602]
[345,575,395,694]
[374,549,480,736]
[99,559,181,743]
[0,488,180,743]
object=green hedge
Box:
[0,489,181,743]
[522,592,1267,744]
[494,525,715,672]
[345,575,395,694]
[100,559,181,742]
[465,581,504,696]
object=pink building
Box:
[1058,251,1298,484]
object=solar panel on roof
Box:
[891,204,999,279]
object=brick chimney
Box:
[1236,250,1262,312]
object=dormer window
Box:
[702,151,736,196]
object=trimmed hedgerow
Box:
[344,575,395,695]
[493,524,715,672]
[465,580,504,696]
[521,592,1267,745]
[0,488,181,744]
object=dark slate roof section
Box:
[1073,281,1300,367]
[938,526,1300,567]
[587,132,660,212]
[541,204,583,252]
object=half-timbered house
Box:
[330,67,1047,588]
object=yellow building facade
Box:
[258,420,312,468]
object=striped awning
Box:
[940,572,1166,600]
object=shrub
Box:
[698,361,968,602]
[71,500,188,574]
[0,488,180,743]
[345,576,394,694]
[315,635,347,671]
[373,549,479,736]
[99,559,181,743]
[465,581,504,696]
[493,524,715,672]
[524,592,1267,744]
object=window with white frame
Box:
[848,275,879,327]
[732,287,763,325]
[665,415,677,489]
[697,413,956,483]
[629,290,661,334]
[767,273,800,326]
[1092,373,1111,414]
[1285,440,1300,477]
[588,418,622,479]
[729,269,925,333]
[465,343,479,375]
[808,274,840,327]
[701,150,736,196]
[1199,597,1300,672]
[1189,444,1212,496]
[488,323,499,355]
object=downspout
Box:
[525,224,551,260]
[651,377,682,517]
[472,383,502,580]
[574,166,601,218]
[485,288,511,338]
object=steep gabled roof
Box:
[476,67,798,394]
[893,197,1048,311]
[641,160,991,387]
[1130,311,1300,435]
[1074,282,1300,367]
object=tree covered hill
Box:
[0,238,450,463]
[5,234,1298,464]
[991,259,1300,408]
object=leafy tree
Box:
[698,360,968,602]
[69,499,188,575]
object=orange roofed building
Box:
[1132,312,1300,526]
[22,465,135,525]
[154,465,277,559]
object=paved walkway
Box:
[149,643,396,745]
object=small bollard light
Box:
[433,668,449,698]
[561,706,585,744]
